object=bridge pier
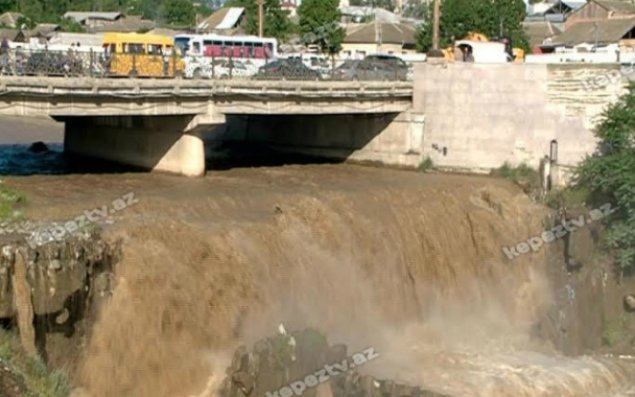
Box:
[63,115,213,177]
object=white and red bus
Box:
[175,34,278,61]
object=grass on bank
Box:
[490,162,541,193]
[417,157,434,173]
[0,181,26,220]
[0,329,71,397]
[602,315,629,348]
[545,187,590,210]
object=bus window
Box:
[192,41,201,54]
[175,37,190,54]
[254,42,264,58]
[124,43,144,54]
[148,44,163,55]
[103,43,116,54]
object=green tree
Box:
[0,0,17,14]
[194,2,213,18]
[58,16,85,31]
[415,1,434,52]
[298,0,345,55]
[126,0,159,20]
[416,0,529,53]
[160,0,195,26]
[16,15,35,29]
[19,0,44,22]
[225,0,292,41]
[575,82,635,277]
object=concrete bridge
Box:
[0,77,417,176]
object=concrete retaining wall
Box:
[414,63,627,179]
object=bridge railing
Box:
[0,48,412,82]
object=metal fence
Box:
[0,48,412,81]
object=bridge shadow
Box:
[204,113,399,171]
[205,141,340,171]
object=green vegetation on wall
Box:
[574,82,635,276]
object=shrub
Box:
[417,157,434,173]
[574,81,635,276]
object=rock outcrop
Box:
[219,328,452,397]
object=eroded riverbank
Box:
[0,165,633,397]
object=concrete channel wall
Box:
[414,63,628,181]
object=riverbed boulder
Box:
[219,327,453,397]
[27,141,48,153]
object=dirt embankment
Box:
[4,165,635,397]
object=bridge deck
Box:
[0,77,414,116]
[0,77,413,98]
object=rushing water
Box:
[1,122,634,397]
[0,143,69,175]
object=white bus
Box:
[175,34,278,61]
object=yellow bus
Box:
[101,33,185,78]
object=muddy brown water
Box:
[1,117,634,397]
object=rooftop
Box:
[550,16,635,44]
[593,0,635,14]
[0,12,24,27]
[197,7,244,31]
[523,20,564,47]
[63,12,123,23]
[88,15,155,33]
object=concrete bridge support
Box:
[63,115,218,177]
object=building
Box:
[340,6,401,23]
[0,12,24,28]
[29,24,62,40]
[63,12,124,29]
[548,0,588,20]
[88,15,155,33]
[548,16,635,52]
[196,7,245,33]
[47,32,105,47]
[341,22,417,58]
[0,29,26,42]
[565,0,635,29]
[523,20,564,49]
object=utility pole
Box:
[257,0,265,38]
[432,0,440,50]
[373,0,381,53]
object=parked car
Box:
[364,54,409,70]
[253,58,321,80]
[285,53,331,78]
[332,58,406,81]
